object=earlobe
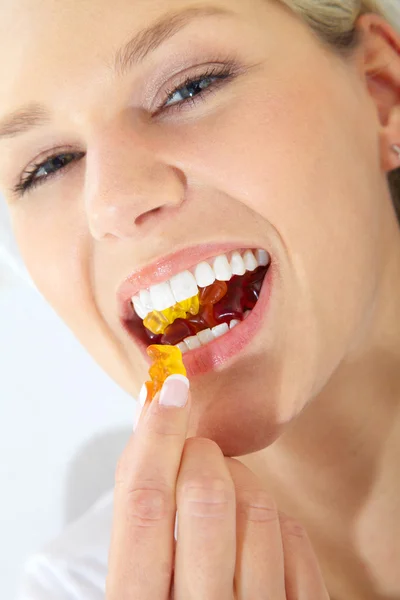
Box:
[356,13,400,172]
[390,143,400,174]
[379,104,400,172]
[379,109,400,173]
[392,144,400,160]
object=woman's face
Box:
[0,0,397,455]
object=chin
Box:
[183,358,294,457]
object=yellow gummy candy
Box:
[143,311,170,335]
[143,295,200,335]
[145,345,187,402]
[178,294,200,316]
[162,304,187,323]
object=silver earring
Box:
[392,144,400,158]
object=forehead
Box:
[0,0,243,112]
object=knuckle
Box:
[238,488,279,522]
[280,512,308,539]
[181,475,232,518]
[125,483,172,525]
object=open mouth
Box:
[121,248,271,368]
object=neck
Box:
[241,212,400,599]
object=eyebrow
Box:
[0,5,233,141]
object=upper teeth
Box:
[131,248,270,319]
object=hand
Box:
[106,375,330,599]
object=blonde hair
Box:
[278,0,400,219]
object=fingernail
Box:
[174,510,178,541]
[159,375,189,407]
[133,402,142,431]
[139,383,148,407]
[133,384,148,431]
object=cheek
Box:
[12,205,96,351]
[11,203,142,396]
[190,66,379,263]
[12,202,84,316]
[176,64,383,385]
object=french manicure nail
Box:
[133,402,143,431]
[159,374,189,408]
[174,510,178,541]
[133,384,148,431]
[139,383,148,407]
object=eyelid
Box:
[154,66,238,120]
[145,49,242,109]
[19,144,75,183]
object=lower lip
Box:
[131,265,274,378]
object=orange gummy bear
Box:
[145,344,187,403]
[199,281,228,305]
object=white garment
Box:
[17,490,114,600]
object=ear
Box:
[355,13,400,173]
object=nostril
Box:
[134,205,164,226]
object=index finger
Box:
[106,375,191,600]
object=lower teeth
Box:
[176,317,245,353]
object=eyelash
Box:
[13,61,238,197]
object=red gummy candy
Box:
[161,318,196,346]
[244,266,266,291]
[241,266,267,310]
[185,312,209,333]
[242,287,259,311]
[213,275,244,323]
[144,328,162,344]
[201,303,219,328]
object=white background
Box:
[0,201,137,599]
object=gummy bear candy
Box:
[213,275,244,323]
[143,311,170,335]
[241,266,267,311]
[161,318,196,346]
[199,281,227,306]
[178,295,200,316]
[145,344,187,403]
[160,282,228,344]
[186,302,218,331]
[143,295,200,335]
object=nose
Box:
[84,124,185,240]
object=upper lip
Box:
[117,241,259,321]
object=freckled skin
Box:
[1,1,400,594]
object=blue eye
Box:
[13,61,238,197]
[14,151,85,197]
[155,62,237,115]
